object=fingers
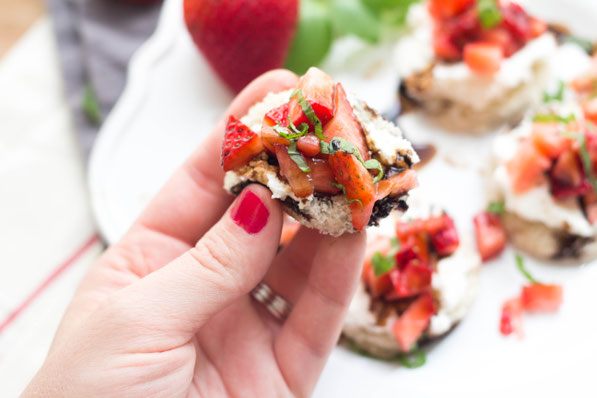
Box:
[130,69,299,248]
[105,185,283,346]
[274,232,366,397]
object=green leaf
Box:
[562,35,594,54]
[371,251,395,276]
[398,346,427,368]
[515,254,539,284]
[322,137,384,182]
[477,0,502,29]
[331,0,381,43]
[487,201,505,215]
[290,89,325,140]
[361,0,421,27]
[287,140,311,173]
[82,83,102,126]
[562,130,597,196]
[543,80,566,103]
[285,0,333,75]
[331,181,364,211]
[274,122,308,140]
[532,113,576,124]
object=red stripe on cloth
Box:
[0,234,101,334]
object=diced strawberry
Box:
[428,0,473,19]
[480,27,520,58]
[500,296,524,337]
[297,134,321,157]
[507,139,551,194]
[261,124,290,154]
[323,83,375,231]
[274,144,314,198]
[429,215,460,256]
[520,284,563,313]
[222,116,264,171]
[264,103,290,127]
[550,149,589,199]
[375,169,419,199]
[584,190,597,224]
[582,97,597,124]
[396,233,431,268]
[464,42,504,76]
[529,17,547,38]
[433,29,462,61]
[501,2,532,41]
[570,75,596,95]
[388,264,433,299]
[363,262,393,298]
[392,292,436,352]
[531,122,572,159]
[288,67,335,128]
[395,219,425,241]
[474,212,507,262]
[305,158,341,194]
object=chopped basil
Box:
[274,124,308,140]
[543,80,565,103]
[562,35,594,54]
[371,237,402,276]
[290,89,325,140]
[477,0,501,29]
[562,130,597,196]
[82,83,102,126]
[515,254,539,284]
[287,140,311,172]
[487,201,505,215]
[532,113,576,124]
[321,137,384,182]
[331,181,364,211]
[398,346,427,369]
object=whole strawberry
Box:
[184,0,299,92]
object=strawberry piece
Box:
[501,2,532,41]
[362,237,393,297]
[550,149,590,199]
[531,122,573,159]
[221,116,264,171]
[433,29,462,61]
[375,169,419,199]
[274,144,314,198]
[464,42,504,76]
[396,233,430,268]
[297,135,321,157]
[184,0,298,92]
[289,67,335,128]
[521,284,563,313]
[392,292,436,352]
[529,17,547,38]
[474,212,507,262]
[305,158,341,194]
[428,0,473,19]
[583,97,597,124]
[261,125,290,154]
[500,297,524,337]
[584,190,597,224]
[387,264,433,299]
[429,215,460,256]
[480,27,521,58]
[265,103,290,127]
[507,139,551,194]
[323,83,374,231]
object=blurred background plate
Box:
[88,0,597,396]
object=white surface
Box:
[0,18,103,397]
[88,0,597,396]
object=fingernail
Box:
[231,190,270,234]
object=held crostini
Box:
[395,0,556,133]
[222,67,419,236]
[491,86,597,260]
[342,207,481,359]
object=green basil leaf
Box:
[477,0,502,29]
[331,181,364,211]
[543,80,566,103]
[532,113,576,124]
[331,0,381,43]
[288,140,311,173]
[290,89,325,140]
[361,0,421,26]
[364,159,385,183]
[487,201,505,215]
[371,251,395,276]
[83,83,102,126]
[515,254,539,284]
[285,0,333,75]
[274,124,307,140]
[328,137,384,182]
[562,35,594,54]
[398,346,427,368]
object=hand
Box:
[22,70,366,398]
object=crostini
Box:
[395,0,556,133]
[222,67,419,236]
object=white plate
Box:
[89,0,597,396]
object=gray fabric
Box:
[46,0,162,159]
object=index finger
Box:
[132,69,299,246]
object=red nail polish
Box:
[231,190,270,234]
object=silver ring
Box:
[251,282,292,321]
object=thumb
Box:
[113,184,283,339]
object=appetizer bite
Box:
[222,67,419,236]
[395,0,556,133]
[491,86,597,260]
[342,206,481,359]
